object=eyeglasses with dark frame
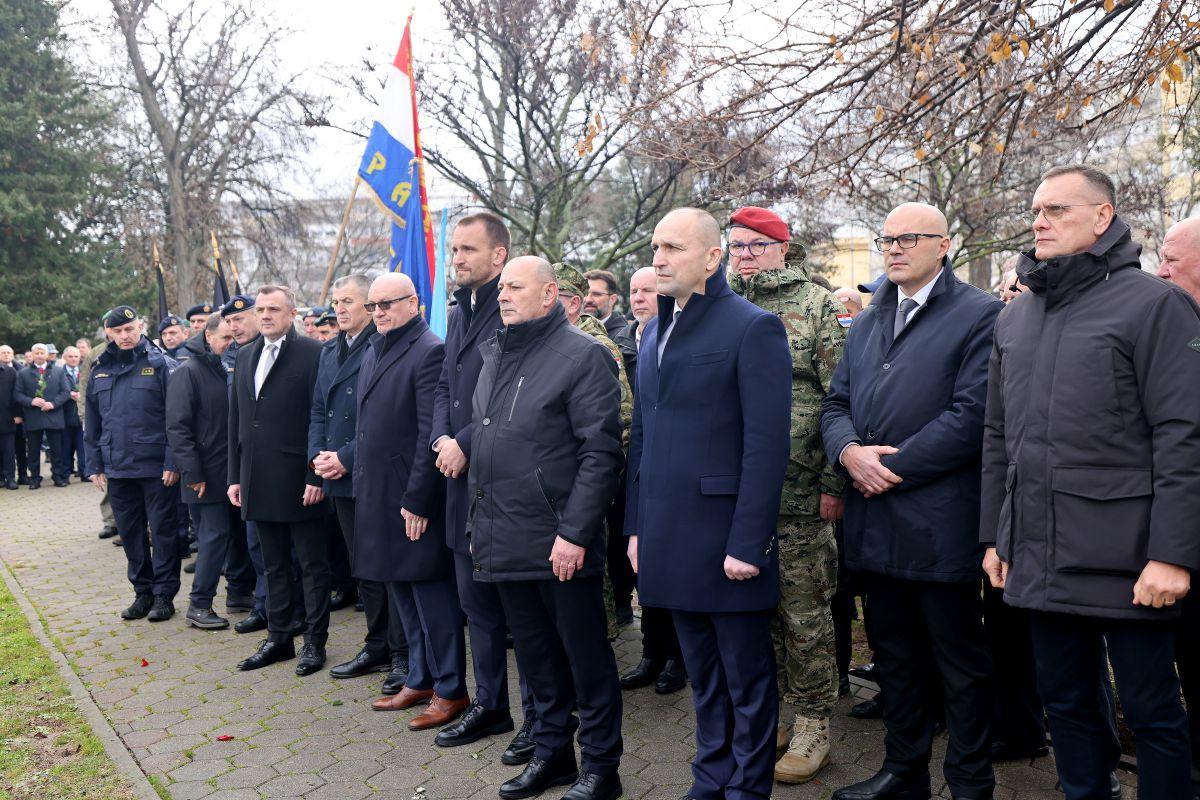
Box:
[364,295,414,312]
[872,233,946,252]
[727,240,783,257]
[1030,203,1105,223]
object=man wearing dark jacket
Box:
[228,286,328,675]
[60,346,85,479]
[0,345,19,490]
[821,203,1001,800]
[430,213,536,760]
[86,309,182,622]
[356,274,467,730]
[166,316,255,630]
[309,274,407,689]
[471,256,624,800]
[981,165,1200,800]
[15,343,71,488]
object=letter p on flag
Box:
[367,152,387,174]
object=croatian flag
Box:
[357,17,439,331]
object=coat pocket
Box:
[1052,466,1151,576]
[699,474,739,495]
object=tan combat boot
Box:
[775,722,789,760]
[774,715,830,784]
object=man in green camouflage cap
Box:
[727,206,846,785]
[553,262,633,643]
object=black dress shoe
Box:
[354,598,365,612]
[832,769,931,800]
[849,662,878,682]
[53,478,68,487]
[5,480,18,490]
[147,596,175,622]
[98,526,118,539]
[619,658,664,690]
[28,478,40,490]
[989,740,1049,762]
[185,605,229,630]
[615,605,634,626]
[380,654,410,695]
[237,638,295,671]
[499,751,579,800]
[224,594,255,613]
[121,595,154,620]
[849,697,883,719]
[435,702,514,747]
[329,648,390,679]
[1110,771,1122,800]
[295,642,326,676]
[234,610,268,634]
[563,771,622,800]
[329,587,357,611]
[839,675,852,697]
[502,716,536,765]
[654,660,687,694]
[182,559,196,574]
[16,475,27,486]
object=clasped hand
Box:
[842,444,902,497]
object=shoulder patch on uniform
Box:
[1190,337,1200,353]
[141,367,155,376]
[93,373,110,378]
[836,313,853,328]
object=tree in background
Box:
[0,0,146,349]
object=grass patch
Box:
[0,573,139,799]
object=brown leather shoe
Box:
[409,694,471,731]
[371,686,433,711]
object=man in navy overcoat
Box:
[626,208,793,800]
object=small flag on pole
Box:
[210,231,230,308]
[152,242,169,330]
[357,15,437,323]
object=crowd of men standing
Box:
[3,163,1200,800]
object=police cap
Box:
[102,306,139,328]
[220,295,255,317]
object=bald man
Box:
[821,203,1001,800]
[468,256,624,800]
[1159,217,1200,304]
[626,266,658,347]
[627,208,793,800]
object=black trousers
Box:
[332,497,404,658]
[326,509,354,593]
[223,514,257,601]
[830,522,856,681]
[673,609,777,800]
[864,574,994,798]
[454,550,532,716]
[13,424,27,479]
[605,482,634,612]
[1031,611,1191,799]
[108,476,181,599]
[1176,588,1200,775]
[497,576,622,774]
[641,605,682,661]
[0,432,14,483]
[982,582,1046,750]
[60,425,85,477]
[256,518,331,645]
[25,428,64,482]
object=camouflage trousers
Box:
[771,515,838,719]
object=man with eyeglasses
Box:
[821,202,1001,800]
[980,165,1200,800]
[726,205,847,785]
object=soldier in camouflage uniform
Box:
[727,206,847,785]
[552,263,633,641]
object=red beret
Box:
[729,206,790,243]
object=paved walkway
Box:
[0,479,1132,799]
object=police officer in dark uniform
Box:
[186,303,213,336]
[85,306,183,622]
[159,315,190,359]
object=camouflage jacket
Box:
[732,264,846,516]
[576,313,633,448]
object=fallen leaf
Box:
[140,659,149,667]
[216,735,234,742]
[330,700,344,706]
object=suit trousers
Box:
[14,425,27,479]
[453,550,532,716]
[222,514,257,601]
[334,497,404,658]
[108,476,182,600]
[244,521,268,614]
[672,609,777,800]
[864,574,994,798]
[188,502,239,608]
[1176,589,1200,774]
[256,518,331,646]
[829,521,857,681]
[25,428,64,482]
[1030,610,1191,799]
[605,480,634,611]
[982,582,1046,751]
[387,576,467,699]
[497,576,623,774]
[641,605,682,662]
[60,425,85,477]
[326,511,354,593]
[0,432,14,483]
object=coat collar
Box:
[1017,215,1140,308]
[454,273,502,354]
[363,316,428,397]
[246,325,299,396]
[867,256,955,349]
[494,302,567,354]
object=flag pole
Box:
[319,179,360,305]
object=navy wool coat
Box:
[308,322,376,498]
[353,318,448,583]
[625,269,792,613]
[820,261,1002,582]
[14,363,70,431]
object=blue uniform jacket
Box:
[820,262,1001,582]
[625,268,792,613]
[84,338,178,479]
[308,323,376,498]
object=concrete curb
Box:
[0,558,162,800]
